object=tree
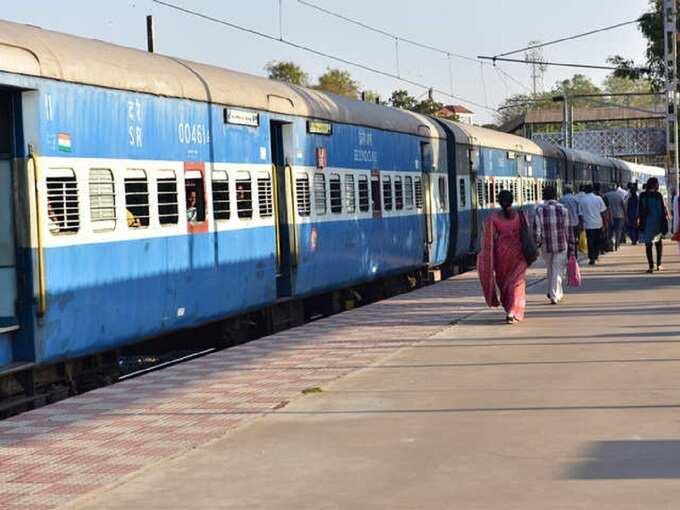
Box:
[265,61,309,87]
[415,97,444,116]
[389,89,418,110]
[361,90,384,104]
[314,68,360,98]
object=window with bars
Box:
[371,174,381,213]
[394,176,404,210]
[124,170,150,228]
[438,176,447,211]
[329,173,342,214]
[476,179,484,207]
[257,175,273,218]
[157,170,179,225]
[414,176,423,209]
[46,169,80,234]
[458,178,466,208]
[382,175,393,211]
[212,171,230,221]
[296,174,311,216]
[344,174,356,213]
[89,168,115,231]
[404,176,414,209]
[235,173,253,219]
[358,175,370,212]
[314,173,327,215]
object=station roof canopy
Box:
[0,19,444,138]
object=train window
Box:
[185,173,206,223]
[358,175,370,212]
[371,174,381,212]
[414,176,423,209]
[329,174,342,214]
[235,172,253,219]
[157,170,179,225]
[459,178,466,208]
[487,180,494,206]
[89,168,116,231]
[212,171,230,221]
[314,173,327,215]
[394,176,404,210]
[124,169,149,228]
[257,174,274,218]
[405,176,414,209]
[344,174,356,213]
[438,177,447,211]
[382,175,393,211]
[296,174,311,217]
[46,169,80,234]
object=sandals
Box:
[505,316,519,325]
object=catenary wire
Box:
[151,0,497,111]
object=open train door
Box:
[420,141,434,264]
[468,146,480,254]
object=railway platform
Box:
[1,243,679,509]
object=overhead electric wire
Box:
[151,0,497,111]
[495,18,642,58]
[478,55,650,72]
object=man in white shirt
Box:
[578,184,608,265]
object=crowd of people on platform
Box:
[478,178,680,325]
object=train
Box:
[0,20,667,395]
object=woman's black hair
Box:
[498,189,514,218]
[646,177,659,191]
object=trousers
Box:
[541,248,568,302]
[585,229,601,262]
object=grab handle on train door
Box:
[29,149,47,318]
[286,165,299,267]
[271,164,282,271]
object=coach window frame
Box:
[124,169,150,229]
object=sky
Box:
[1,0,652,123]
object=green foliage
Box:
[362,90,384,104]
[389,89,418,110]
[415,96,444,115]
[265,61,309,87]
[315,68,360,99]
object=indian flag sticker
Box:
[57,133,72,152]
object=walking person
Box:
[605,185,626,251]
[673,192,680,254]
[535,186,575,304]
[625,182,640,245]
[559,185,581,245]
[638,177,669,273]
[579,184,608,265]
[477,190,529,325]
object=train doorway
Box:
[270,120,296,298]
[0,91,18,331]
[420,141,434,264]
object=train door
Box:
[468,146,480,253]
[0,92,18,333]
[270,120,296,298]
[420,141,434,263]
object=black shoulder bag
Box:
[519,211,539,266]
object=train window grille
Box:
[212,171,230,221]
[394,176,404,210]
[344,174,356,213]
[487,180,494,206]
[371,175,381,212]
[88,168,116,231]
[157,170,179,225]
[257,175,274,218]
[405,176,414,209]
[438,176,447,211]
[235,174,253,219]
[358,175,370,212]
[314,173,327,215]
[458,178,466,208]
[329,174,342,214]
[414,176,423,209]
[476,179,484,208]
[124,170,150,228]
[46,170,80,234]
[382,175,393,211]
[295,174,311,216]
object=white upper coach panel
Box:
[0,18,444,139]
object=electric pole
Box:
[663,0,679,193]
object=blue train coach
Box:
[0,19,451,377]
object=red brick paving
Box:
[0,267,546,508]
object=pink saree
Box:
[477,212,528,321]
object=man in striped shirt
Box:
[534,186,575,304]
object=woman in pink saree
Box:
[477,190,528,324]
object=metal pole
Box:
[146,15,155,53]
[663,0,679,194]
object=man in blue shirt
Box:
[559,186,580,244]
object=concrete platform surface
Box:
[69,243,680,510]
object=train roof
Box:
[626,162,666,176]
[440,120,546,156]
[0,19,445,139]
[560,147,613,168]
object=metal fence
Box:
[532,127,666,157]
